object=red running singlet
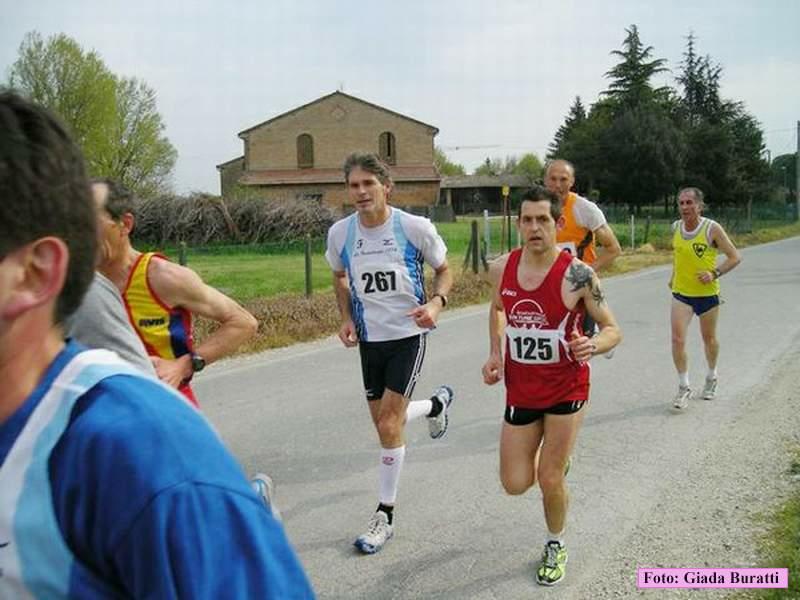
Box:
[500,249,590,410]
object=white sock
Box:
[378,446,406,505]
[546,531,564,546]
[678,372,690,388]
[406,399,433,422]
[707,368,717,380]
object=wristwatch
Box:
[431,293,448,308]
[712,268,722,280]
[190,353,206,373]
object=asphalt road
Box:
[196,236,800,599]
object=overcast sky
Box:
[2,0,798,194]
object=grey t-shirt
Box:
[66,272,156,376]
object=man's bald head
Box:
[544,159,576,202]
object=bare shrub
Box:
[132,191,338,246]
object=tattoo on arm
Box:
[591,281,606,306]
[566,263,594,292]
[566,263,606,306]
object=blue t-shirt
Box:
[0,341,314,599]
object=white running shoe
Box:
[427,385,454,439]
[702,377,718,400]
[251,473,281,521]
[354,511,394,554]
[672,386,691,410]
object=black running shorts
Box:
[504,400,587,426]
[359,334,426,401]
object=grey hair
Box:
[678,186,705,209]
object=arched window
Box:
[379,131,396,165]
[297,134,314,168]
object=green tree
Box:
[8,32,117,170]
[675,33,769,206]
[7,31,176,197]
[594,26,684,209]
[433,146,466,176]
[676,32,724,126]
[771,153,797,195]
[597,106,686,212]
[474,157,503,176]
[548,96,610,193]
[99,77,178,197]
[510,152,544,181]
[603,25,670,111]
[726,110,770,206]
[548,96,586,158]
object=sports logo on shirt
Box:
[508,299,549,329]
[506,299,559,364]
[692,242,707,258]
[138,317,166,327]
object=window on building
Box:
[297,134,314,168]
[379,131,396,165]
[301,192,323,203]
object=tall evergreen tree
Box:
[676,32,768,206]
[594,26,684,209]
[603,25,670,111]
[597,106,686,212]
[548,96,586,158]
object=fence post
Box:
[178,241,187,266]
[644,215,651,245]
[304,235,312,298]
[746,197,753,232]
[483,209,490,256]
[629,215,635,250]
[471,220,479,274]
[506,211,512,252]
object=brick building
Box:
[216,91,441,211]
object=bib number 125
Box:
[507,328,559,364]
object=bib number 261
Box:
[362,271,397,294]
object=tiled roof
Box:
[237,91,438,137]
[440,174,536,189]
[215,155,244,170]
[240,165,440,186]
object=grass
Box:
[733,451,800,600]
[173,253,334,302]
[175,219,800,303]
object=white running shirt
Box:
[325,208,447,342]
[570,195,607,231]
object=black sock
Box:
[427,396,443,418]
[377,503,394,524]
